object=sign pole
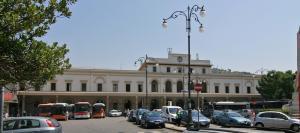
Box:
[194,82,202,130]
[197,91,199,129]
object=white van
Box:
[161,106,182,123]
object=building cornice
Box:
[17,91,261,98]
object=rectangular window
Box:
[202,68,206,74]
[97,84,102,92]
[178,67,182,73]
[235,86,239,93]
[51,83,56,91]
[153,66,157,72]
[138,84,143,92]
[190,68,193,73]
[247,86,251,94]
[225,86,229,93]
[126,84,130,92]
[167,67,171,73]
[66,83,71,91]
[215,86,219,93]
[113,84,118,92]
[81,83,87,92]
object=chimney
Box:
[168,48,172,54]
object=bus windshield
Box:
[52,106,66,115]
[39,106,52,113]
[75,104,90,112]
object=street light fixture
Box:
[135,55,155,109]
[162,3,206,131]
[135,55,148,109]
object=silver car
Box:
[254,111,300,132]
[3,116,62,133]
[108,110,122,117]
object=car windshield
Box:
[213,111,223,116]
[192,111,204,117]
[148,112,161,117]
[228,112,242,117]
[138,109,148,115]
[169,108,179,114]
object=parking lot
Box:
[60,117,285,133]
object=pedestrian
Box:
[176,109,181,126]
[124,109,128,118]
[4,112,9,118]
[22,110,27,116]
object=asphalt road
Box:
[60,117,286,133]
[60,117,178,133]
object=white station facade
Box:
[18,52,262,114]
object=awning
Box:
[4,92,18,103]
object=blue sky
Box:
[41,0,300,73]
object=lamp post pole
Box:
[135,55,153,109]
[0,86,4,132]
[162,4,206,130]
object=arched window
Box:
[151,80,158,92]
[165,80,172,92]
[177,81,183,93]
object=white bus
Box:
[74,102,92,119]
[213,101,250,111]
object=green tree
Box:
[257,70,295,100]
[0,0,76,89]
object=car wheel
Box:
[145,122,149,129]
[255,123,264,128]
[291,124,300,132]
[161,124,165,128]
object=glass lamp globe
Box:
[199,24,204,32]
[200,6,206,17]
[162,20,168,28]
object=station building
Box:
[18,52,261,114]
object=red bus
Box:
[92,103,106,118]
[38,103,54,117]
[51,103,70,121]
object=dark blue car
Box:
[140,111,166,128]
[135,108,149,125]
[217,111,252,127]
[180,110,210,128]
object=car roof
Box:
[257,111,284,114]
[5,116,50,121]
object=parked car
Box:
[238,109,255,119]
[180,110,210,128]
[135,108,149,125]
[127,110,136,122]
[140,111,166,128]
[217,111,252,127]
[3,116,62,133]
[254,111,300,132]
[108,110,122,117]
[161,106,182,123]
[210,110,223,124]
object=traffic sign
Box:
[194,83,202,92]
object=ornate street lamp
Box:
[135,55,148,109]
[162,4,206,130]
[135,55,155,109]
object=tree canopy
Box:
[257,70,295,100]
[0,0,76,90]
